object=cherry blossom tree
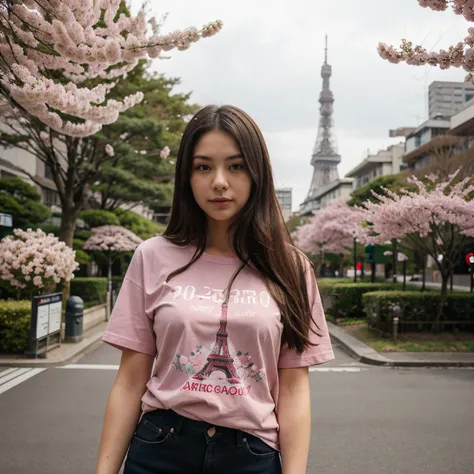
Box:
[360,171,474,331]
[0,0,222,135]
[0,228,79,299]
[378,0,474,82]
[83,224,142,318]
[296,198,366,277]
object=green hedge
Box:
[363,291,474,333]
[70,277,107,306]
[329,283,408,319]
[0,300,31,354]
[70,276,125,306]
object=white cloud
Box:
[131,0,469,210]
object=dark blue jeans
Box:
[123,408,282,474]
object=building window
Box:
[43,188,58,206]
[466,94,474,102]
[1,170,16,179]
[45,163,54,180]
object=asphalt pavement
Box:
[1,341,473,474]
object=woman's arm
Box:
[277,367,311,474]
[95,349,154,474]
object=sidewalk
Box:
[396,277,471,293]
[328,322,474,368]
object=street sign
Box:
[0,213,12,227]
[466,253,474,265]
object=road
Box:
[1,342,473,474]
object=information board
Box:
[25,292,63,358]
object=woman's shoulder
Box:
[136,235,191,261]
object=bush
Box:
[113,209,164,240]
[330,283,408,319]
[80,209,120,228]
[0,279,20,300]
[70,277,107,306]
[363,291,474,333]
[0,300,31,354]
[74,229,92,240]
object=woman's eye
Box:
[196,164,209,171]
[230,164,245,171]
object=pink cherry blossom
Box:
[0,228,79,295]
[360,171,474,244]
[379,1,474,81]
[296,198,366,256]
[0,1,223,137]
[83,225,143,253]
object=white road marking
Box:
[309,367,369,372]
[0,368,47,395]
[0,367,21,380]
[0,363,368,396]
[58,365,369,372]
[59,364,120,370]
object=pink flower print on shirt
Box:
[235,351,266,382]
[172,345,209,375]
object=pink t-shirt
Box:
[102,236,334,451]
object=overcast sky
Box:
[131,0,468,211]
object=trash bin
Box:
[65,295,84,343]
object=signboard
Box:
[25,292,63,359]
[0,213,12,227]
[466,253,474,265]
[36,298,62,339]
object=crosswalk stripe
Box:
[0,367,22,381]
[0,367,37,384]
[59,364,120,370]
[0,368,46,395]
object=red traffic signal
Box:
[356,262,362,271]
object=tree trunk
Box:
[339,254,345,278]
[432,272,449,333]
[58,205,79,306]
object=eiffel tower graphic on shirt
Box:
[193,303,242,385]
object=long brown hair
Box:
[163,104,322,354]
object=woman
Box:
[95,105,335,474]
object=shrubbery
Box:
[0,300,31,354]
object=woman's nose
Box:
[212,169,229,190]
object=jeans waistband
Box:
[141,409,245,447]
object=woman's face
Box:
[190,129,252,224]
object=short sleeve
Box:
[101,245,157,357]
[278,258,334,369]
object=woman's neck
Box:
[206,220,234,256]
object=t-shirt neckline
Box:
[186,243,242,265]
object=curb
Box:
[0,322,107,368]
[327,322,474,368]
